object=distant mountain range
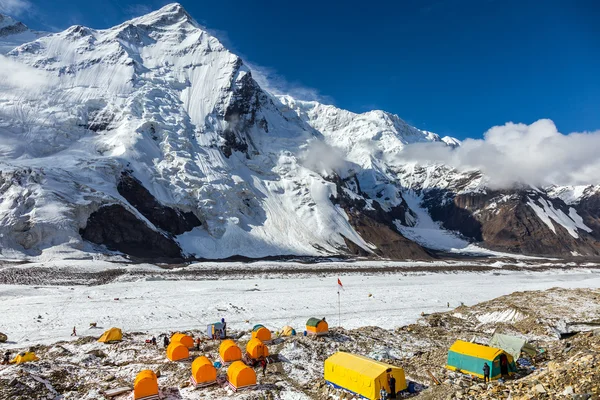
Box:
[1,4,599,261]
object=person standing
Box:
[195,337,201,351]
[379,387,388,400]
[483,362,490,383]
[151,336,157,346]
[71,326,77,336]
[389,375,396,399]
[2,351,10,365]
[163,336,170,348]
[221,318,227,338]
[261,358,267,376]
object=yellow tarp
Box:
[12,352,39,364]
[98,327,123,343]
[448,340,504,361]
[324,352,407,400]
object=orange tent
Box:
[166,341,189,361]
[134,370,159,400]
[251,326,272,342]
[219,339,242,363]
[227,361,257,391]
[246,338,269,360]
[306,318,329,336]
[190,356,217,388]
[171,333,194,348]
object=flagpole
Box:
[338,289,341,327]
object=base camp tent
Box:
[12,352,39,364]
[98,327,123,343]
[166,341,189,361]
[324,352,407,400]
[489,333,537,361]
[207,322,226,339]
[251,325,272,342]
[171,333,194,348]
[133,370,159,400]
[190,356,217,388]
[219,340,242,363]
[446,340,516,380]
[227,361,257,391]
[281,326,296,336]
[306,318,329,336]
[246,338,269,360]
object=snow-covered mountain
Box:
[0,14,47,54]
[0,4,598,261]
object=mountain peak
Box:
[0,13,28,36]
[126,2,195,28]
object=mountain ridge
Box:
[0,3,599,261]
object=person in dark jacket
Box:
[163,336,170,348]
[389,375,396,398]
[151,336,157,346]
[2,351,10,365]
[221,318,227,338]
[260,358,267,376]
[483,362,490,383]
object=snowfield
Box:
[1,265,599,348]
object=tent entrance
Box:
[500,354,508,376]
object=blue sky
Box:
[6,0,600,139]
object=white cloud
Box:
[0,0,31,16]
[0,55,55,91]
[247,62,334,104]
[401,119,600,188]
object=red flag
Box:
[337,278,343,290]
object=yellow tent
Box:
[324,352,407,400]
[190,356,217,387]
[133,370,159,400]
[251,325,272,342]
[280,326,296,336]
[219,340,242,363]
[171,333,194,348]
[12,352,39,364]
[246,338,269,360]
[227,361,257,391]
[166,341,189,361]
[98,327,123,343]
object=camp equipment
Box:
[206,322,226,339]
[306,318,328,336]
[446,340,516,380]
[227,361,257,391]
[171,333,194,348]
[166,341,189,361]
[281,325,296,336]
[246,338,269,360]
[324,352,407,400]
[98,327,123,343]
[219,339,242,364]
[489,333,538,361]
[251,325,271,342]
[133,370,159,400]
[190,356,217,388]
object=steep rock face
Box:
[80,205,183,259]
[117,173,201,235]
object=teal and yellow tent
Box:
[324,352,407,400]
[446,340,516,380]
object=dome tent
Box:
[166,341,189,361]
[190,356,217,388]
[219,339,242,364]
[133,370,159,400]
[227,361,256,391]
[98,327,123,343]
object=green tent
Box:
[489,333,537,361]
[446,340,516,380]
